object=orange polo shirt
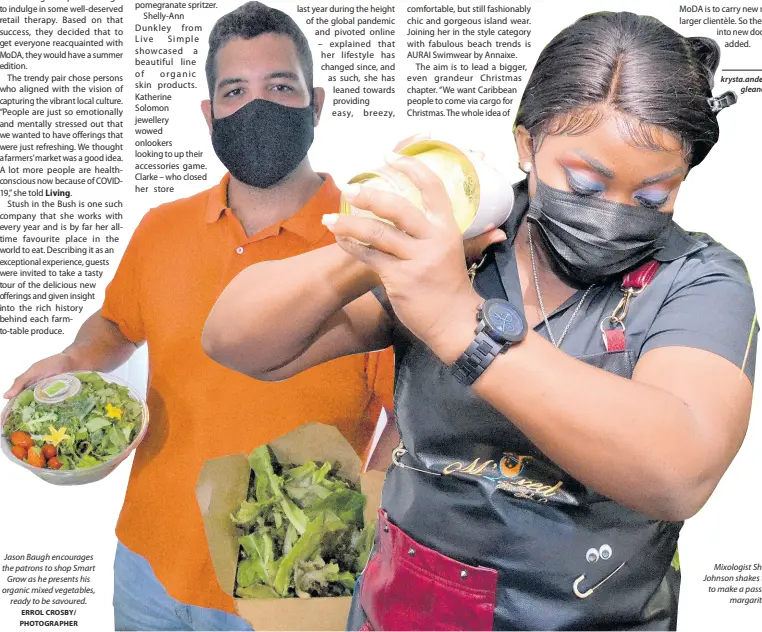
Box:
[102,173,394,612]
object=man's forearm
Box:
[63,311,140,371]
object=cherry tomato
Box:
[47,457,62,470]
[10,432,33,449]
[11,445,27,460]
[42,444,57,460]
[26,446,46,468]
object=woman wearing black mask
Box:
[203,12,756,631]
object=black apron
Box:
[348,183,684,631]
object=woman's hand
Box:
[390,133,506,267]
[464,225,507,265]
[322,152,487,354]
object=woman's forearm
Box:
[479,336,703,520]
[203,244,382,376]
[427,292,748,521]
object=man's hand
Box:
[3,311,141,400]
[4,353,79,399]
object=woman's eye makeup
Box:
[562,166,673,209]
[560,161,675,210]
[633,187,670,209]
[563,168,605,196]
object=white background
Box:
[1,1,761,630]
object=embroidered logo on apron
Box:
[442,452,579,505]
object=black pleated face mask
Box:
[526,178,672,287]
[211,97,315,189]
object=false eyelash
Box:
[564,169,604,197]
[634,195,668,210]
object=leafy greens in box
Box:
[232,445,376,599]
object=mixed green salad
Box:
[3,372,143,471]
[232,445,376,599]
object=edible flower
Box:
[105,403,123,420]
[43,425,70,447]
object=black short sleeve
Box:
[641,244,758,384]
[371,285,395,319]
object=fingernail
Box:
[341,183,362,200]
[322,213,339,227]
[384,151,404,165]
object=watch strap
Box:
[451,330,508,386]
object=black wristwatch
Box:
[450,298,527,386]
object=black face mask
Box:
[211,98,315,189]
[526,178,672,287]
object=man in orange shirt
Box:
[3,3,394,630]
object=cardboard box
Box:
[196,423,385,631]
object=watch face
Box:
[484,300,525,342]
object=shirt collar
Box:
[205,173,231,223]
[281,174,339,244]
[205,172,339,245]
[504,178,707,263]
[651,222,707,262]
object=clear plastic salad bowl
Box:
[1,372,149,485]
